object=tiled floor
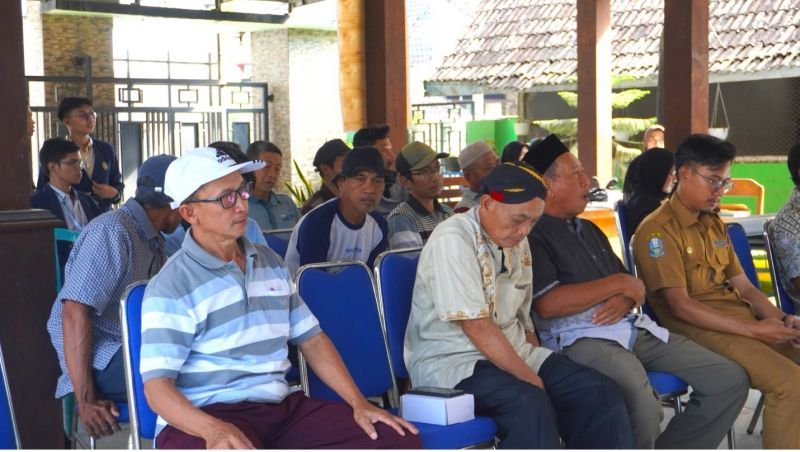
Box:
[77,389,766,449]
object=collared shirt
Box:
[248,192,300,231]
[70,135,95,179]
[47,199,166,398]
[770,188,800,312]
[453,187,480,213]
[387,196,454,249]
[284,198,388,275]
[374,180,408,219]
[141,230,321,438]
[49,183,90,231]
[633,194,748,338]
[300,184,336,216]
[529,214,668,351]
[404,207,552,389]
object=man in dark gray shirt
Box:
[524,135,748,449]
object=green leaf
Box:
[557,92,578,108]
[611,90,651,110]
[285,159,315,207]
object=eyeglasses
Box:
[72,111,97,121]
[185,182,252,209]
[691,168,733,194]
[59,158,82,168]
[410,164,442,179]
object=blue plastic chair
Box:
[726,222,760,287]
[0,342,20,449]
[626,235,690,412]
[373,249,499,448]
[763,219,795,315]
[54,227,80,292]
[296,260,496,449]
[373,248,423,380]
[262,228,293,259]
[120,281,157,449]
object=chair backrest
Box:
[725,178,765,215]
[294,261,398,403]
[440,175,467,207]
[374,247,423,380]
[120,281,157,449]
[763,219,796,315]
[54,227,81,292]
[628,235,659,322]
[726,222,760,287]
[614,200,632,271]
[0,342,20,449]
[262,228,293,259]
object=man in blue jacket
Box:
[37,97,124,212]
[32,138,102,278]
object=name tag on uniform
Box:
[713,240,728,248]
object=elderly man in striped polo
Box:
[140,147,420,449]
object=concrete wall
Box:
[41,14,114,107]
[251,27,342,193]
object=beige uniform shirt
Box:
[404,207,552,389]
[633,195,751,338]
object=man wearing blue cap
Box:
[405,161,633,449]
[47,154,182,439]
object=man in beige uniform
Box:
[634,133,800,449]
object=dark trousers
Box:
[455,353,634,449]
[156,391,421,449]
[93,349,127,402]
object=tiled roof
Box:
[426,0,800,95]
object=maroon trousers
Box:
[156,392,421,449]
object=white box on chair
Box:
[400,387,475,425]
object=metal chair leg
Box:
[671,395,682,414]
[746,394,764,435]
[727,429,736,449]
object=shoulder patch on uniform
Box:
[648,233,665,258]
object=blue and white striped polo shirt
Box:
[140,229,321,437]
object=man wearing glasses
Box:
[140,147,419,448]
[37,97,124,213]
[634,134,800,449]
[47,154,182,441]
[32,138,100,232]
[387,142,453,249]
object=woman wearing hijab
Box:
[623,147,675,236]
[501,140,529,163]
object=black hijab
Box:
[623,147,673,201]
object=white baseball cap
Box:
[165,147,266,209]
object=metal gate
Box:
[27,55,269,193]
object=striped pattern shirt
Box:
[140,230,321,437]
[387,196,454,249]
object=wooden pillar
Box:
[662,0,709,149]
[337,0,366,132]
[576,0,612,182]
[363,0,408,149]
[0,2,64,448]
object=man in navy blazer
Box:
[36,97,124,213]
[32,138,102,278]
